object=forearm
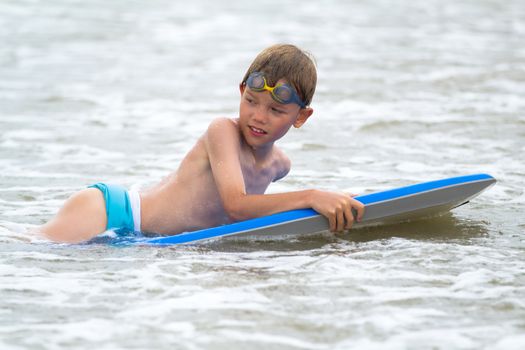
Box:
[225,188,366,233]
[224,190,315,221]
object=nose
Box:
[252,105,269,125]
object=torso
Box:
[139,118,289,235]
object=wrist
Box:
[303,189,317,208]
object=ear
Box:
[293,107,314,128]
[239,83,246,96]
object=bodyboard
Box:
[138,173,496,246]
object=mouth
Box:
[248,125,267,136]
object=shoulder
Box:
[272,147,291,182]
[204,117,240,145]
[207,117,238,132]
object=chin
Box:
[243,132,271,149]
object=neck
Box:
[246,140,274,161]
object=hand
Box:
[309,190,365,233]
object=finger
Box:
[336,208,344,232]
[353,199,365,222]
[328,212,336,232]
[344,203,354,230]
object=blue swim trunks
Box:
[88,183,136,232]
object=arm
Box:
[204,118,364,231]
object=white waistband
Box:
[128,190,141,232]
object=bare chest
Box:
[239,153,278,195]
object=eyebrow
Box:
[245,90,257,98]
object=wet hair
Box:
[241,44,317,107]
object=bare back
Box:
[139,118,290,235]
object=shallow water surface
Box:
[1,0,524,349]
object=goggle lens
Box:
[248,74,265,90]
[273,86,292,102]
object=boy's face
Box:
[238,79,313,150]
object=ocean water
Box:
[1,0,524,349]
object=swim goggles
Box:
[245,71,307,108]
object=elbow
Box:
[223,201,251,222]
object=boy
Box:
[39,44,365,243]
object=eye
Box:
[245,96,256,105]
[271,107,285,114]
